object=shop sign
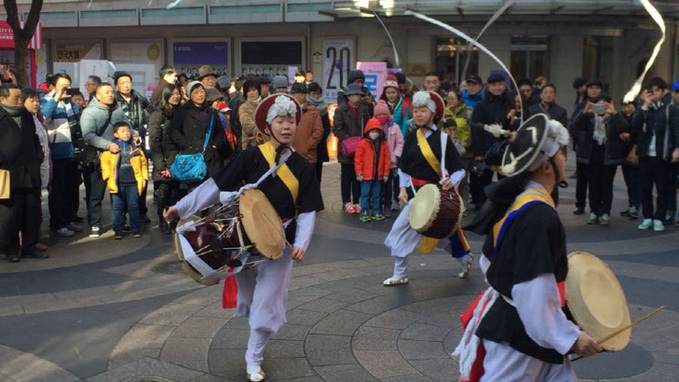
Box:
[322,38,354,103]
[357,61,387,100]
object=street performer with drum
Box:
[164,94,323,382]
[383,90,474,286]
[454,114,602,381]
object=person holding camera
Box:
[40,73,85,237]
[572,94,629,225]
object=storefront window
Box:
[510,35,549,81]
[435,37,479,86]
[583,36,612,93]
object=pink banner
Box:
[357,61,387,99]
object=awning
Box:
[0,21,42,50]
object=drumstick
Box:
[571,305,665,362]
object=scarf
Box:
[0,104,22,127]
[306,94,328,116]
[64,99,85,155]
[593,114,608,145]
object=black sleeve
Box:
[297,161,325,213]
[670,104,679,151]
[444,133,464,175]
[168,107,190,150]
[211,148,255,191]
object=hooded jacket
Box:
[354,120,390,180]
[81,97,126,151]
[40,90,80,160]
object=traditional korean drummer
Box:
[383,90,474,285]
[454,114,601,381]
[164,94,324,382]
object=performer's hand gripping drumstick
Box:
[571,331,603,357]
[291,246,305,264]
[440,178,453,191]
[398,187,409,209]
[163,206,179,223]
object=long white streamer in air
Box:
[371,10,400,67]
[461,0,514,82]
[623,0,665,103]
[405,9,523,124]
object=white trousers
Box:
[481,340,576,382]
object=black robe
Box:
[399,128,463,185]
[212,146,324,243]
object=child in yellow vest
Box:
[100,122,148,239]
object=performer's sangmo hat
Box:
[254,94,302,133]
[565,251,631,351]
[412,90,445,124]
[496,114,569,177]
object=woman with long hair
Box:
[148,84,182,233]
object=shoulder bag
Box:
[171,114,214,184]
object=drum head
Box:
[239,188,286,259]
[174,221,220,286]
[409,184,441,232]
[565,251,631,351]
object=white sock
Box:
[245,328,272,374]
[392,256,408,279]
[457,253,471,267]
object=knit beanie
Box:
[374,100,392,118]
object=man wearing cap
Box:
[272,75,288,94]
[455,115,602,381]
[462,75,484,108]
[470,73,512,207]
[198,65,218,89]
[572,77,587,108]
[150,65,177,108]
[290,83,323,165]
[383,91,472,286]
[337,69,374,111]
[164,94,323,382]
[257,76,272,98]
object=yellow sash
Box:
[417,128,441,176]
[258,142,299,204]
[492,186,555,251]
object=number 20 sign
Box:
[322,39,355,104]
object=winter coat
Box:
[40,91,80,160]
[529,102,569,128]
[0,105,43,191]
[390,97,412,138]
[316,108,332,163]
[355,130,390,181]
[462,89,483,108]
[573,111,629,166]
[81,97,126,151]
[100,145,148,195]
[115,90,151,136]
[332,102,370,164]
[445,103,473,158]
[239,98,264,150]
[32,114,51,188]
[384,121,404,168]
[148,107,181,183]
[470,88,512,157]
[293,107,323,164]
[168,101,230,178]
[631,103,679,160]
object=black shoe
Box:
[573,207,585,215]
[159,220,171,234]
[22,250,49,259]
[72,216,85,223]
[114,231,123,240]
[8,254,20,263]
[140,215,151,224]
[122,225,131,233]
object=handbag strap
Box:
[202,114,214,153]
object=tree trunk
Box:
[12,38,30,87]
[4,0,44,87]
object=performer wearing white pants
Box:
[166,94,323,382]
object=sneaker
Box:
[638,219,653,230]
[620,208,630,217]
[22,250,49,259]
[353,204,362,214]
[131,231,142,238]
[344,203,356,214]
[122,225,131,233]
[7,253,20,263]
[587,213,598,224]
[599,213,610,226]
[66,222,84,232]
[628,207,640,219]
[573,207,585,215]
[54,227,75,237]
[113,231,123,240]
[372,212,386,221]
[359,211,371,222]
[89,226,101,238]
[653,220,665,232]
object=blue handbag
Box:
[171,115,213,184]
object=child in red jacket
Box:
[355,118,391,222]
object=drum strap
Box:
[417,128,441,177]
[259,142,299,204]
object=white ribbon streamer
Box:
[405,9,523,125]
[623,0,665,103]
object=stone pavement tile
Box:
[314,268,371,282]
[632,371,679,381]
[0,344,79,382]
[264,339,305,358]
[108,323,175,369]
[261,357,316,380]
[88,357,203,382]
[223,316,249,329]
[364,308,427,329]
[324,288,379,304]
[398,298,456,315]
[172,316,229,338]
[160,337,212,371]
[211,328,249,349]
[295,297,350,314]
[398,339,449,360]
[305,334,355,366]
[0,303,23,316]
[139,302,204,325]
[650,362,679,377]
[346,295,413,315]
[22,294,104,314]
[314,364,377,381]
[208,349,245,374]
[409,358,460,382]
[354,350,418,379]
[352,326,400,351]
[189,374,235,382]
[285,308,328,326]
[400,323,450,342]
[195,302,237,319]
[288,275,327,290]
[443,330,462,355]
[381,374,437,382]
[310,309,373,336]
[418,310,462,331]
[272,323,312,340]
[173,286,222,306]
[292,264,330,277]
[309,277,374,292]
[288,286,334,298]
[278,376,324,382]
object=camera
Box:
[470,160,487,177]
[65,88,81,96]
[591,103,607,113]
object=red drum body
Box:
[408,184,464,239]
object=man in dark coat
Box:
[528,84,569,127]
[0,84,45,262]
